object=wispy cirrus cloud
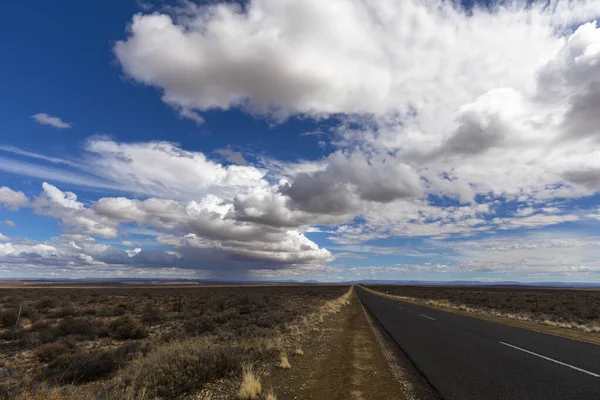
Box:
[31,113,71,129]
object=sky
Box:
[2,0,600,282]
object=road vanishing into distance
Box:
[356,287,600,400]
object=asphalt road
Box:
[356,287,600,400]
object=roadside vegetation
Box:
[0,285,350,399]
[366,285,600,334]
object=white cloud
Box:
[0,156,125,192]
[31,113,71,129]
[114,1,600,123]
[0,232,8,242]
[448,234,600,278]
[34,183,119,238]
[110,0,600,212]
[0,187,29,210]
[214,146,248,165]
[84,138,267,200]
[282,150,422,214]
[121,240,134,247]
[4,220,16,228]
[0,146,82,168]
[41,182,83,210]
[6,1,600,279]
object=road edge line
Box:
[499,341,600,378]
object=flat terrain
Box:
[3,283,599,399]
[367,284,600,336]
[0,285,349,399]
[358,286,600,400]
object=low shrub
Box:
[58,317,97,338]
[120,338,277,399]
[40,342,145,384]
[30,320,51,332]
[35,339,77,363]
[97,306,126,318]
[0,309,19,328]
[140,305,162,324]
[39,326,63,343]
[109,315,146,340]
[185,315,215,335]
[36,297,59,310]
[50,306,75,318]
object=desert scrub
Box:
[0,285,349,398]
[40,341,146,384]
[35,339,77,362]
[110,337,278,399]
[109,315,147,340]
[0,308,20,328]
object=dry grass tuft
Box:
[279,352,291,369]
[294,348,304,356]
[238,366,261,399]
[264,388,277,400]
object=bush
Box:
[109,315,146,340]
[141,305,162,324]
[38,326,63,343]
[20,306,38,320]
[41,342,144,384]
[35,339,77,363]
[51,306,75,318]
[36,297,60,310]
[97,306,126,318]
[30,319,51,332]
[0,309,19,328]
[58,317,97,338]
[121,339,274,399]
[185,315,215,335]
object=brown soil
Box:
[264,290,433,400]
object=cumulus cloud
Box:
[92,194,332,266]
[432,89,524,158]
[114,1,600,123]
[0,182,330,271]
[282,151,422,214]
[34,183,119,238]
[0,187,29,210]
[0,235,189,277]
[111,0,600,207]
[214,146,248,165]
[6,1,600,279]
[4,220,16,227]
[31,113,71,129]
[0,232,8,242]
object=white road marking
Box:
[420,314,436,321]
[499,342,600,378]
[397,306,403,309]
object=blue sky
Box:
[2,0,600,281]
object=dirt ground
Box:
[264,290,438,400]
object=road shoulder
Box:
[264,289,426,399]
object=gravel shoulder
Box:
[264,289,435,399]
